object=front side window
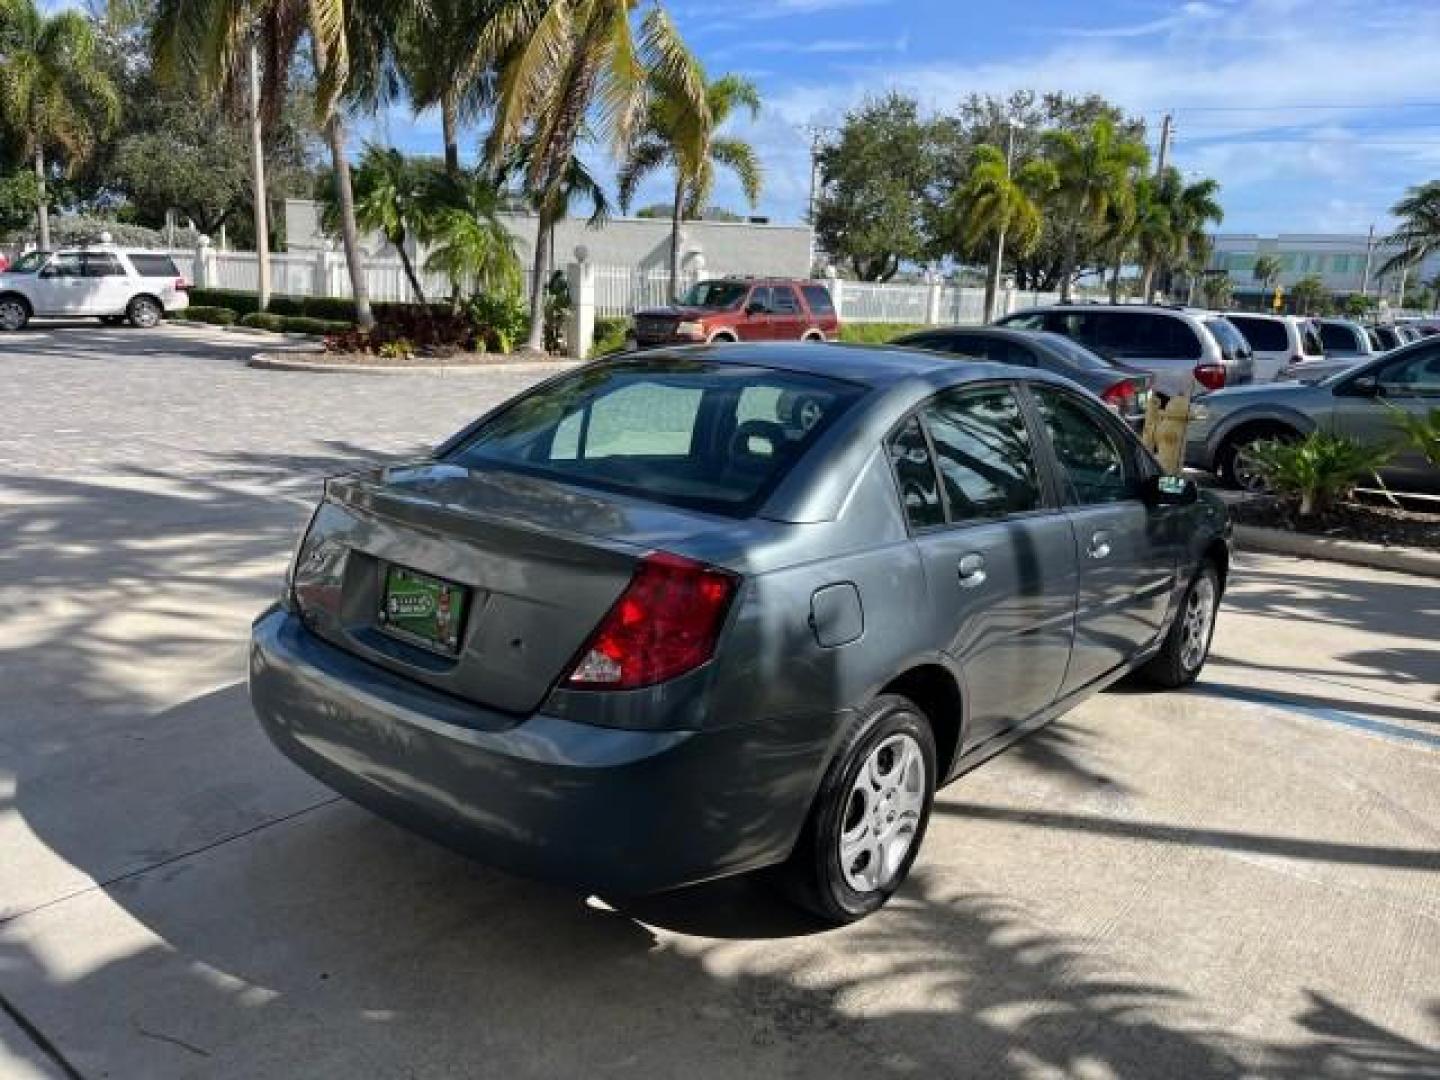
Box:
[921,386,1042,521]
[746,287,772,313]
[1377,347,1440,396]
[7,251,49,274]
[445,360,864,515]
[770,286,800,314]
[678,280,747,310]
[887,416,945,530]
[1030,386,1133,505]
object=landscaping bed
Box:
[305,349,520,367]
[1230,496,1440,554]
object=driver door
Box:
[1332,344,1440,488]
[30,253,85,315]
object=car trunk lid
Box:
[292,463,683,717]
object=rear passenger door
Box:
[82,252,132,315]
[1026,384,1180,694]
[887,384,1077,751]
[768,285,806,340]
[737,286,773,341]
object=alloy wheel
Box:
[0,300,26,331]
[1181,574,1217,672]
[838,733,926,893]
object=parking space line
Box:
[1191,683,1440,750]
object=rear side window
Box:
[771,286,801,314]
[887,416,945,529]
[83,253,126,277]
[127,254,180,277]
[997,312,1046,331]
[445,360,864,516]
[921,386,1042,520]
[1206,319,1253,361]
[1302,324,1324,356]
[1030,386,1132,505]
[1229,316,1287,352]
[801,285,835,316]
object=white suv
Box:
[0,246,190,331]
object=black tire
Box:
[708,332,737,344]
[777,694,936,924]
[0,294,30,331]
[1137,563,1220,688]
[99,314,124,326]
[127,295,162,329]
[1217,424,1298,491]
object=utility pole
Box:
[1142,113,1174,303]
[985,118,1022,323]
[1359,223,1375,299]
[250,39,272,312]
[802,125,834,275]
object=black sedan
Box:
[893,326,1154,420]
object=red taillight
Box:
[563,552,739,690]
[175,277,189,291]
[1100,380,1135,413]
[1193,363,1226,391]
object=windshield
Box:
[444,359,866,515]
[6,251,49,274]
[678,280,749,310]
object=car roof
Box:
[1003,302,1209,323]
[615,341,1074,390]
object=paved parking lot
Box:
[2,323,1438,1079]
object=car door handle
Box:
[957,553,987,588]
[1087,531,1112,560]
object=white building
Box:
[1208,233,1440,300]
[283,199,813,280]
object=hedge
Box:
[238,311,351,335]
[187,289,366,324]
[837,322,926,345]
[180,305,237,326]
[589,316,631,358]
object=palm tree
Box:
[0,0,119,250]
[422,169,523,306]
[481,0,707,352]
[1043,118,1149,301]
[618,71,761,300]
[396,0,498,174]
[152,0,388,330]
[952,143,1056,319]
[324,143,436,305]
[1381,180,1440,278]
[1252,254,1282,294]
[1132,167,1222,301]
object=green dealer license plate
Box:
[379,565,469,654]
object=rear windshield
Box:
[1206,318,1253,359]
[801,284,835,316]
[444,359,865,515]
[127,253,180,277]
[678,280,748,310]
[1228,316,1287,352]
[1033,332,1115,371]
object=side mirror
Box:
[1142,473,1198,507]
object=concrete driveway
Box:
[1,323,1437,1079]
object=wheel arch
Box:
[707,329,738,343]
[879,662,964,782]
[0,290,33,314]
[1212,409,1314,459]
[128,291,164,311]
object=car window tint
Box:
[1037,333,1114,371]
[887,416,945,530]
[999,312,1046,331]
[935,335,999,361]
[128,253,180,277]
[83,253,126,277]
[801,285,835,316]
[747,286,771,313]
[1319,323,1359,352]
[1206,319,1252,361]
[1377,347,1440,394]
[1030,385,1132,505]
[446,360,864,516]
[921,386,1042,521]
[1229,316,1287,352]
[771,286,800,313]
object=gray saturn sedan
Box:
[250,344,1230,923]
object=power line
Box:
[1146,101,1440,114]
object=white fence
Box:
[180,244,1070,327]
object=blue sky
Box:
[352,0,1436,234]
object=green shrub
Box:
[239,311,285,332]
[181,305,237,326]
[1387,404,1440,468]
[838,322,927,345]
[264,295,307,318]
[302,296,363,323]
[466,291,530,353]
[282,316,351,336]
[1247,430,1394,516]
[589,317,631,358]
[189,288,264,315]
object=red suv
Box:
[631,278,840,347]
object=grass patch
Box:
[838,322,926,345]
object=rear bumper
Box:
[249,607,831,894]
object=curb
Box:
[248,351,578,376]
[167,319,320,342]
[1233,524,1440,578]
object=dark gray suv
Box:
[250,345,1230,923]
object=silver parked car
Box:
[1187,338,1440,491]
[1225,313,1324,382]
[995,304,1254,398]
[250,345,1231,923]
